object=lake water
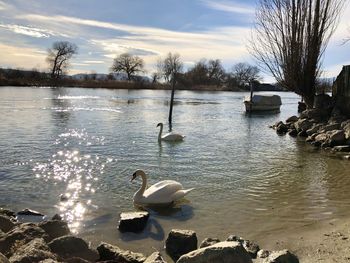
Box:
[0,86,349,254]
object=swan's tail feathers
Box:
[172,188,195,201]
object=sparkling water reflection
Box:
[0,86,349,254]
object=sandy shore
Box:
[254,216,350,262]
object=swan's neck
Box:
[158,124,163,141]
[134,173,147,198]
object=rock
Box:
[286,116,298,123]
[319,123,340,133]
[9,238,58,263]
[288,129,298,137]
[226,235,244,243]
[0,223,48,257]
[97,242,146,262]
[300,109,328,121]
[257,249,270,258]
[0,252,9,263]
[48,235,98,262]
[118,212,149,233]
[342,122,350,140]
[0,209,15,219]
[38,220,70,241]
[144,252,166,263]
[294,119,313,133]
[51,214,62,221]
[0,216,15,233]
[165,229,197,261]
[306,124,324,136]
[333,145,350,152]
[177,241,252,263]
[38,259,59,263]
[297,130,308,137]
[266,249,299,263]
[276,123,288,135]
[297,102,307,113]
[314,133,329,145]
[199,238,220,248]
[329,130,346,146]
[242,240,260,259]
[0,231,4,238]
[17,209,45,217]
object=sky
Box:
[0,0,349,82]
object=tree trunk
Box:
[168,73,176,127]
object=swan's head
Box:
[156,123,163,128]
[131,169,145,181]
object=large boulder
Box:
[314,133,329,146]
[306,124,324,136]
[165,229,197,261]
[48,235,98,262]
[0,223,48,257]
[265,249,299,263]
[0,209,15,219]
[276,123,289,135]
[285,116,298,123]
[9,238,58,263]
[0,216,15,233]
[300,109,328,121]
[328,130,346,146]
[319,123,340,133]
[97,242,146,263]
[199,238,220,248]
[118,212,149,233]
[144,252,166,263]
[38,220,70,241]
[177,241,252,263]
[294,119,313,133]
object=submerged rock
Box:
[199,237,220,248]
[118,211,149,233]
[9,238,58,263]
[97,242,146,263]
[177,241,252,263]
[51,214,62,221]
[165,229,197,261]
[17,209,45,217]
[48,235,98,262]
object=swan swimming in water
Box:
[157,123,185,142]
[131,170,194,206]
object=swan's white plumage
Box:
[131,170,194,205]
[157,123,184,142]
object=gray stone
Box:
[294,119,313,132]
[265,249,299,263]
[177,241,252,263]
[288,129,298,137]
[9,238,58,263]
[342,122,350,140]
[0,252,9,263]
[257,249,270,258]
[300,109,328,121]
[285,116,298,123]
[38,260,59,263]
[17,209,45,217]
[276,123,288,134]
[38,220,70,241]
[165,229,197,261]
[118,212,149,233]
[199,238,220,248]
[242,240,260,259]
[0,216,15,233]
[314,133,329,144]
[97,242,146,263]
[319,123,340,133]
[306,124,324,136]
[0,223,48,257]
[226,235,244,243]
[51,214,62,221]
[144,252,166,263]
[48,235,98,262]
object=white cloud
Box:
[0,23,69,38]
[0,0,10,10]
[200,0,254,14]
[83,60,105,64]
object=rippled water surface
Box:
[0,86,349,253]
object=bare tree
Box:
[157,52,183,83]
[111,53,144,81]
[47,41,78,79]
[231,62,261,88]
[207,59,225,85]
[250,0,344,107]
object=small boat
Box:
[244,94,282,112]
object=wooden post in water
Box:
[249,81,253,112]
[168,72,175,128]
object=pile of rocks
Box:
[271,95,350,158]
[0,207,299,263]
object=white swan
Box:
[131,170,194,206]
[157,123,185,142]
